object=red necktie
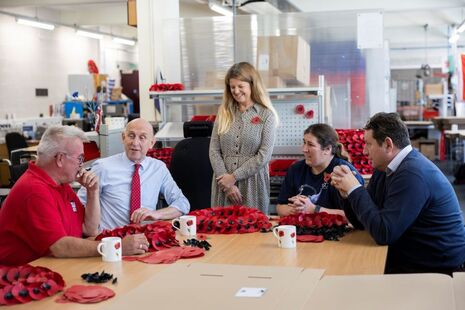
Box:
[129,163,141,219]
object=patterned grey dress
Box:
[209,103,277,214]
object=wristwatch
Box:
[314,205,322,213]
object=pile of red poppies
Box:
[189,205,272,234]
[56,285,115,304]
[146,147,174,168]
[0,265,65,306]
[149,83,185,92]
[336,129,373,175]
[96,221,179,252]
[279,212,350,241]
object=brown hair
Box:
[304,123,348,160]
[364,112,410,148]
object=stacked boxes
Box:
[257,35,311,87]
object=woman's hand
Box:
[216,174,236,191]
[288,195,317,214]
[225,185,242,205]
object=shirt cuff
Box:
[347,184,362,196]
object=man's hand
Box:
[288,195,317,214]
[331,165,360,195]
[130,208,159,224]
[225,185,242,205]
[216,174,236,191]
[76,169,99,193]
[122,233,149,255]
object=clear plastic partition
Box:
[163,11,389,129]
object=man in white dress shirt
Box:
[78,118,190,230]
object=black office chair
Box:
[0,159,28,187]
[5,132,30,165]
[170,121,214,211]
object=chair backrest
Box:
[170,137,213,211]
[9,163,29,186]
[5,132,28,155]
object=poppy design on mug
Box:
[186,220,193,234]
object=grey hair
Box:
[37,125,88,160]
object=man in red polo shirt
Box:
[0,125,149,266]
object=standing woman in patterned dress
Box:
[209,62,279,214]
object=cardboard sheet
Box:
[306,273,455,310]
[105,263,324,310]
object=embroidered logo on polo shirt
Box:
[70,202,77,212]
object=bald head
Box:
[122,118,155,163]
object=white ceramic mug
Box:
[97,237,122,262]
[172,215,196,237]
[272,225,296,249]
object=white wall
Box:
[0,12,138,119]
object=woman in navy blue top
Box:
[277,124,364,218]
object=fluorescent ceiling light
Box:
[209,3,233,16]
[458,22,465,34]
[76,30,103,40]
[449,33,460,44]
[17,18,55,31]
[113,37,136,46]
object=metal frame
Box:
[150,75,325,155]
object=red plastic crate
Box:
[191,115,216,122]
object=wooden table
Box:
[12,230,386,309]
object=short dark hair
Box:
[364,112,410,148]
[304,123,347,160]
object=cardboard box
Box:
[104,263,324,310]
[111,87,123,101]
[127,0,137,27]
[261,74,286,88]
[419,140,436,160]
[93,74,108,91]
[307,273,455,310]
[257,35,310,86]
[425,83,443,96]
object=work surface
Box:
[18,229,386,309]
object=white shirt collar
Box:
[122,152,149,169]
[387,145,412,175]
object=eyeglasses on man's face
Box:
[55,152,85,165]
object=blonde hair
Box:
[217,62,279,134]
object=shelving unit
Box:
[149,75,325,156]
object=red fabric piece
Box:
[297,235,324,243]
[0,162,84,265]
[129,163,141,220]
[125,246,204,264]
[56,285,114,304]
[180,246,205,258]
